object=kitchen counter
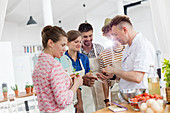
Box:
[93,103,170,113]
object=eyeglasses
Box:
[83,34,93,38]
[113,46,125,53]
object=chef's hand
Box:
[105,102,111,107]
[96,73,113,80]
[83,72,97,87]
[102,66,114,75]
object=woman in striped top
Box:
[32,26,83,113]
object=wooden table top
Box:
[0,92,36,103]
[93,103,170,113]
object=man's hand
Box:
[102,66,116,75]
[83,72,97,87]
[96,73,113,80]
[105,102,111,107]
[74,101,84,113]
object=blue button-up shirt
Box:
[65,51,90,74]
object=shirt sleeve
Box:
[50,63,74,108]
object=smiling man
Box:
[96,15,156,101]
[78,23,104,112]
[78,23,104,58]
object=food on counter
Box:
[139,99,163,113]
[140,103,147,111]
[146,108,154,113]
[129,93,163,112]
[146,99,155,107]
[131,93,163,102]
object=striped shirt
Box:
[80,43,104,58]
[98,46,125,70]
[32,53,74,112]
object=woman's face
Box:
[51,36,67,58]
[67,36,81,52]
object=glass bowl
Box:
[120,89,146,102]
[128,98,141,111]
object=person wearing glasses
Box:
[97,15,155,102]
[98,18,125,107]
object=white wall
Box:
[0,42,15,94]
[150,0,170,60]
[1,21,42,91]
[1,22,20,55]
[128,2,159,50]
[0,0,8,40]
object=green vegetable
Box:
[162,58,170,87]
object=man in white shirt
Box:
[96,15,155,95]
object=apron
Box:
[75,59,95,113]
[88,44,105,111]
[110,46,122,103]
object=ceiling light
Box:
[27,16,37,25]
[26,0,37,26]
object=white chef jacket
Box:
[119,33,155,90]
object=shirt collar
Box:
[81,43,94,54]
[65,50,80,59]
[131,32,142,47]
[39,52,53,59]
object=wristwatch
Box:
[110,74,116,80]
[104,99,110,103]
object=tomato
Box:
[149,94,154,98]
[153,94,160,98]
[145,96,150,100]
[131,98,138,102]
[137,96,142,101]
[141,97,147,101]
[159,96,163,99]
[144,92,149,96]
[135,95,141,98]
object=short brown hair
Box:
[67,30,82,42]
[110,15,132,28]
[41,25,67,49]
[102,24,111,35]
[102,18,112,34]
